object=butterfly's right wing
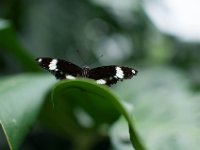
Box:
[36,57,82,80]
[89,66,137,86]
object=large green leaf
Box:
[0,74,55,150]
[40,79,146,150]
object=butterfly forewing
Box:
[89,66,137,86]
[36,57,82,80]
[36,57,138,86]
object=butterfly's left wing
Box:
[89,66,137,86]
[36,57,82,80]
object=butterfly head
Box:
[82,66,90,77]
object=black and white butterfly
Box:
[36,57,138,86]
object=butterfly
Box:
[35,57,138,86]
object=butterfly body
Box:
[36,57,138,86]
[82,66,90,77]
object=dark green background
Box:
[0,0,199,150]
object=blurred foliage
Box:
[113,67,200,150]
[0,0,200,150]
[0,74,55,150]
[0,0,200,78]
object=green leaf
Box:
[0,74,55,150]
[40,79,146,150]
[0,74,146,150]
[0,18,39,72]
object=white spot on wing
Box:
[38,58,42,63]
[66,75,76,80]
[96,79,106,84]
[132,69,136,74]
[116,67,124,79]
[49,59,58,70]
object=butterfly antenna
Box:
[88,54,104,66]
[75,49,87,65]
[98,54,104,59]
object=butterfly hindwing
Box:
[36,57,82,80]
[89,66,137,86]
